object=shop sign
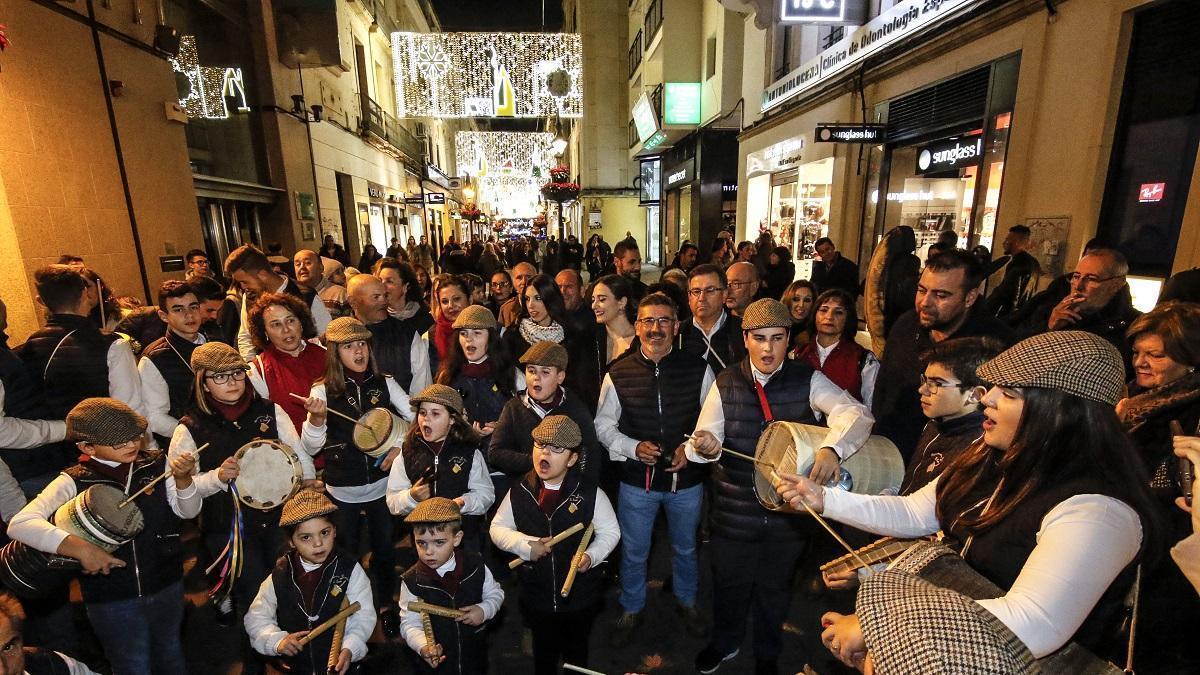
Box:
[762,0,977,112]
[426,192,446,205]
[746,136,806,177]
[639,159,662,204]
[1138,182,1166,203]
[815,123,886,143]
[425,164,452,190]
[368,184,385,199]
[664,160,695,189]
[778,0,868,25]
[405,195,425,205]
[664,83,702,126]
[633,93,660,143]
[915,137,982,175]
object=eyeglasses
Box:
[534,442,569,455]
[490,281,511,288]
[918,374,963,393]
[205,369,248,385]
[728,280,757,290]
[1068,273,1123,287]
[635,317,676,328]
[687,286,726,298]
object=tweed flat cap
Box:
[67,398,147,445]
[977,330,1124,405]
[532,415,583,450]
[190,342,248,373]
[520,340,569,369]
[411,384,464,416]
[325,316,372,343]
[404,496,462,524]
[740,298,792,331]
[453,304,497,330]
[279,489,338,527]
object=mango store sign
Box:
[762,0,978,112]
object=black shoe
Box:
[675,601,708,639]
[214,596,235,628]
[755,658,778,675]
[379,608,401,639]
[695,645,739,674]
[608,611,643,648]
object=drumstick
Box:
[420,611,435,646]
[682,435,776,469]
[407,600,466,620]
[508,522,586,569]
[560,523,594,597]
[770,467,872,571]
[296,601,361,646]
[326,595,349,674]
[287,393,381,442]
[118,443,210,508]
[563,665,607,675]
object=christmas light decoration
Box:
[392,32,583,118]
[456,131,556,219]
[170,35,250,120]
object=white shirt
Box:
[0,458,26,523]
[107,337,146,418]
[244,558,375,662]
[683,364,874,465]
[8,458,202,554]
[137,330,205,439]
[385,442,494,516]
[489,481,620,564]
[237,277,333,361]
[812,339,880,409]
[307,381,414,504]
[821,478,1143,658]
[406,332,433,397]
[166,402,319,499]
[687,311,730,370]
[594,350,715,463]
[397,557,505,654]
[21,652,97,675]
[0,380,67,449]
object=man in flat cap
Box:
[686,298,874,674]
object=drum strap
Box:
[753,381,775,423]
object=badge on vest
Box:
[566,493,583,514]
[450,456,466,474]
[369,390,382,406]
[256,415,272,434]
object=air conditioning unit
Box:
[414,122,429,139]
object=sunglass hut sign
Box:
[916,138,982,175]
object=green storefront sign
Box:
[663,82,701,125]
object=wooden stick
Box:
[683,434,776,469]
[563,665,607,675]
[118,443,210,508]
[326,595,349,674]
[420,611,435,647]
[508,522,585,569]
[771,467,872,571]
[559,523,594,598]
[407,600,465,620]
[296,601,361,646]
[287,393,380,442]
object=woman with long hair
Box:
[358,244,382,272]
[502,274,572,364]
[575,274,638,414]
[435,305,522,437]
[412,263,433,307]
[794,288,878,405]
[781,280,816,352]
[764,245,796,297]
[425,275,471,375]
[245,293,326,433]
[772,331,1158,670]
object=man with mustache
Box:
[595,293,713,647]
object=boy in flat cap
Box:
[244,489,376,675]
[8,397,203,674]
[685,298,875,674]
[491,415,620,675]
[489,342,601,488]
[397,497,504,674]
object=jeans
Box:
[617,481,703,613]
[85,581,186,675]
[330,495,397,607]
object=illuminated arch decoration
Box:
[170,35,250,120]
[393,32,582,118]
[455,131,556,218]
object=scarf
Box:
[422,550,465,596]
[259,342,327,430]
[1119,371,1200,434]
[460,357,492,379]
[207,387,254,422]
[537,482,564,516]
[519,318,565,346]
[433,314,456,360]
[389,301,421,321]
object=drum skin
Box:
[234,440,303,510]
[354,408,408,458]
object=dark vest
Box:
[401,551,487,675]
[323,374,393,488]
[449,369,509,429]
[607,348,707,492]
[940,474,1137,651]
[142,331,200,444]
[712,358,817,542]
[509,471,602,612]
[271,552,358,675]
[0,344,74,480]
[183,396,281,535]
[367,317,417,390]
[19,314,118,418]
[678,313,747,375]
[64,456,183,603]
[402,438,476,506]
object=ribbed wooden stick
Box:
[420,611,435,646]
[296,602,360,646]
[508,522,585,569]
[407,600,465,620]
[119,443,210,508]
[560,524,594,597]
[326,596,349,674]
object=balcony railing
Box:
[628,30,643,79]
[362,97,424,162]
[644,0,663,46]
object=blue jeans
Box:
[617,481,702,613]
[85,581,186,675]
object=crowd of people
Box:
[0,224,1198,675]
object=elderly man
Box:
[678,264,746,374]
[224,244,331,359]
[724,262,760,318]
[346,274,430,396]
[295,249,349,319]
[499,262,537,327]
[555,268,592,334]
[687,299,874,674]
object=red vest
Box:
[795,339,865,402]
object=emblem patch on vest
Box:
[450,456,466,474]
[256,415,272,433]
[369,389,382,405]
[566,493,583,514]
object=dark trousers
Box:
[205,510,283,675]
[330,495,397,607]
[523,606,598,675]
[708,533,806,661]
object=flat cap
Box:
[404,496,462,525]
[532,415,582,450]
[520,340,569,369]
[190,342,248,374]
[740,298,792,331]
[67,398,147,445]
[452,304,497,331]
[279,489,338,527]
[325,316,372,343]
[411,384,464,416]
[977,330,1124,406]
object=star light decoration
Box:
[393,32,582,118]
[170,35,250,120]
[456,131,556,219]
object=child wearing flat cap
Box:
[490,415,620,675]
[244,489,376,675]
[396,497,504,674]
[8,397,203,674]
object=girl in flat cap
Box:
[433,304,522,441]
[775,331,1159,672]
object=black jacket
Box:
[0,341,73,481]
[323,373,395,488]
[488,390,600,481]
[900,412,984,495]
[271,552,358,675]
[811,255,860,296]
[677,312,747,375]
[18,313,118,418]
[365,316,418,391]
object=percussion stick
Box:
[772,467,872,571]
[118,443,210,508]
[420,611,435,647]
[560,524,594,597]
[287,393,381,443]
[326,595,349,674]
[508,522,586,569]
[683,435,776,469]
[296,602,361,646]
[407,601,466,620]
[563,665,607,675]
